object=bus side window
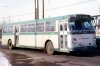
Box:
[3,26,7,33]
[28,24,35,32]
[36,23,44,32]
[64,23,67,31]
[8,26,13,33]
[45,21,55,32]
[20,24,28,32]
[60,24,63,31]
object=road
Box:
[0,46,100,66]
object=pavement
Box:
[0,42,100,66]
[0,39,11,66]
[0,52,12,66]
[0,47,99,66]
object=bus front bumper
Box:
[70,46,97,52]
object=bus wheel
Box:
[8,40,13,49]
[46,41,54,55]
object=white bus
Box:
[2,14,96,55]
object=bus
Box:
[2,14,96,55]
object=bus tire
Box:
[46,41,54,55]
[8,39,13,50]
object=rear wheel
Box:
[8,40,13,49]
[46,41,54,55]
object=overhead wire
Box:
[0,0,96,18]
[46,0,95,11]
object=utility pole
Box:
[42,0,44,19]
[9,16,10,23]
[35,0,36,19]
[34,0,39,19]
[99,6,100,15]
[34,0,44,19]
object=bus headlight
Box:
[93,37,96,41]
[73,38,77,41]
[72,38,77,44]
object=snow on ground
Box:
[0,52,12,66]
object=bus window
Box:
[45,22,55,31]
[3,26,8,33]
[69,20,94,30]
[8,26,13,33]
[64,23,67,31]
[69,22,75,30]
[28,24,35,32]
[60,24,63,31]
[60,35,63,48]
[3,25,13,33]
[36,23,44,32]
[20,24,28,32]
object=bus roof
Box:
[6,14,91,25]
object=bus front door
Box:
[59,20,68,52]
[14,26,19,46]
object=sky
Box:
[0,0,100,23]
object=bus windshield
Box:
[69,20,94,31]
